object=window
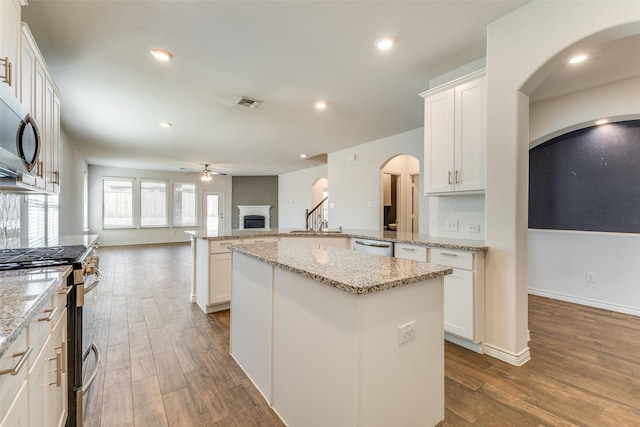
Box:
[141,180,167,227]
[103,178,133,228]
[173,183,196,226]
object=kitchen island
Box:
[229,241,452,427]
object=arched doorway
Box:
[380,154,419,233]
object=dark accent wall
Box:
[231,176,278,229]
[529,119,640,233]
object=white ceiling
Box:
[22,2,640,176]
[22,0,531,175]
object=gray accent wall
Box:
[232,176,278,229]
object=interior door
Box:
[203,191,224,234]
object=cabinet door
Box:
[443,268,474,340]
[49,309,67,427]
[19,27,36,112]
[424,88,455,194]
[28,333,52,427]
[209,252,232,304]
[454,76,485,192]
[33,60,47,188]
[0,381,27,427]
[0,0,20,99]
[44,79,55,192]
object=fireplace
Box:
[238,205,271,230]
[244,215,265,229]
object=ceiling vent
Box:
[236,96,263,109]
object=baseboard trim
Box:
[528,288,640,317]
[484,343,531,366]
[444,332,484,354]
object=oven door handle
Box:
[84,268,102,294]
[76,342,101,426]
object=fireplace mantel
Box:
[238,205,271,230]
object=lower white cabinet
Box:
[430,247,485,352]
[281,236,350,249]
[196,237,280,313]
[1,280,67,427]
[393,243,427,261]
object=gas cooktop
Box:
[0,245,88,271]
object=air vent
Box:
[236,96,263,109]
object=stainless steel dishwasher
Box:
[352,238,393,256]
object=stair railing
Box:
[305,196,328,230]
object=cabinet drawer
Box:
[394,243,427,262]
[430,248,473,270]
[209,240,241,254]
[28,299,56,369]
[0,333,29,417]
[242,237,278,244]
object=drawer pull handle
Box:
[448,171,453,185]
[355,240,391,248]
[0,347,33,376]
[401,247,416,251]
[0,57,12,86]
[49,350,63,387]
[38,306,57,322]
[441,253,459,257]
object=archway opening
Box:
[380,154,419,233]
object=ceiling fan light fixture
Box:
[200,164,213,181]
[200,174,212,182]
[375,37,395,50]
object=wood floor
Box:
[85,243,640,426]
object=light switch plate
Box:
[446,220,459,232]
[466,224,480,233]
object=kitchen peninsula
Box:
[229,240,452,427]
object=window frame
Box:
[102,177,135,229]
[172,182,198,227]
[140,179,169,228]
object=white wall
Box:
[59,128,87,236]
[529,230,640,316]
[327,128,428,232]
[88,165,232,246]
[278,165,327,229]
[528,75,640,315]
[485,0,640,365]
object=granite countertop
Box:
[229,241,452,295]
[0,266,72,358]
[186,228,487,252]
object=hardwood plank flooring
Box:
[86,243,640,426]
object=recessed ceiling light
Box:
[315,101,327,110]
[569,54,587,64]
[300,154,307,159]
[595,119,609,125]
[150,49,173,61]
[376,38,395,50]
[159,122,172,128]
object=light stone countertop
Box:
[229,241,452,295]
[0,266,72,358]
[186,228,487,252]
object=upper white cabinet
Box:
[0,0,20,100]
[20,24,62,192]
[420,69,486,195]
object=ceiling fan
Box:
[199,164,226,181]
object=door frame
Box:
[202,190,224,233]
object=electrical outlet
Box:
[398,320,416,345]
[367,201,373,208]
[586,271,596,283]
[329,203,335,209]
[446,220,458,232]
[466,224,480,233]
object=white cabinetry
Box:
[19,24,62,192]
[0,0,20,101]
[0,334,29,426]
[430,247,485,352]
[196,237,280,313]
[281,236,350,249]
[421,69,485,195]
[0,280,67,427]
[393,243,427,262]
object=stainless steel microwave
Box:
[0,92,44,192]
